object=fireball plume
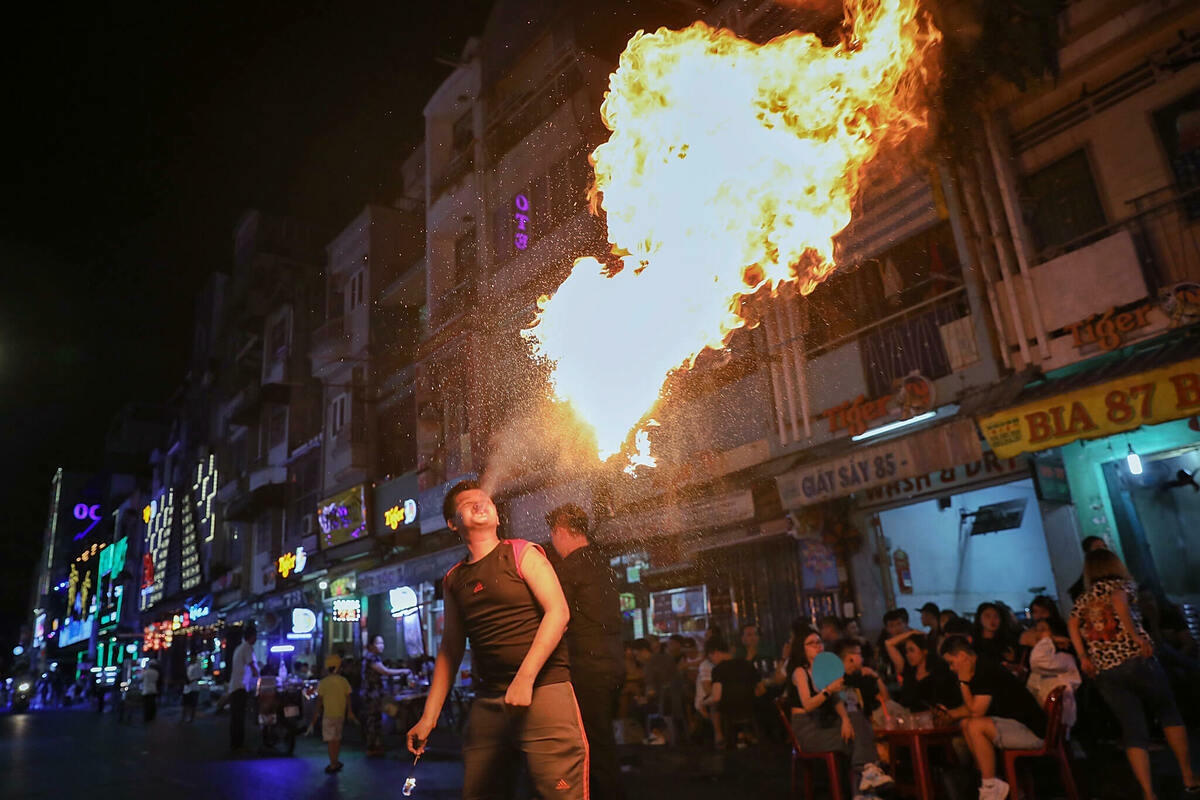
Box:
[523,0,940,459]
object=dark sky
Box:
[0,0,495,654]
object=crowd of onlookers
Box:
[617,537,1200,800]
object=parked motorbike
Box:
[12,677,34,713]
[258,675,304,754]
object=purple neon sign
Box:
[514,194,530,251]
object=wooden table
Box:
[874,725,960,800]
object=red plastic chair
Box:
[774,696,847,800]
[1002,685,1079,800]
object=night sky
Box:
[0,1,495,653]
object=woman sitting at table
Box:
[885,629,959,712]
[786,621,895,795]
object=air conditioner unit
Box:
[300,514,314,536]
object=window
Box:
[1153,90,1200,218]
[255,514,272,555]
[329,394,348,437]
[1023,150,1107,255]
[453,229,478,286]
[268,406,288,448]
[347,270,366,310]
[267,317,288,355]
[452,110,473,154]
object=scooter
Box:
[278,682,305,755]
[11,678,34,713]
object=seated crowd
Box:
[615,537,1200,800]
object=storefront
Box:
[322,573,363,660]
[978,328,1200,623]
[357,545,468,668]
[599,478,803,652]
[776,414,989,630]
[261,588,315,676]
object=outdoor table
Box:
[874,724,960,800]
[390,690,430,731]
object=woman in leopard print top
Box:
[1069,549,1199,799]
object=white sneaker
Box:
[860,763,895,791]
[978,778,1010,800]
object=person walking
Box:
[229,624,259,752]
[405,480,588,799]
[1069,549,1200,799]
[362,633,408,756]
[141,659,160,723]
[181,656,203,722]
[308,655,357,773]
[548,502,626,799]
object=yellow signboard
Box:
[978,356,1200,458]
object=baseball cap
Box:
[325,655,342,670]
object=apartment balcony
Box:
[224,465,288,522]
[430,149,475,202]
[997,185,1200,370]
[378,257,427,310]
[311,315,350,374]
[227,384,263,427]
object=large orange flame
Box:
[524,0,940,459]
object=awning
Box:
[977,330,1200,458]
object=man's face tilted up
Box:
[450,488,498,536]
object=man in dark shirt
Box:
[940,636,1048,800]
[710,638,763,748]
[548,503,625,800]
[406,481,588,799]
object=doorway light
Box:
[1126,444,1143,476]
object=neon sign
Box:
[187,598,211,620]
[72,502,102,541]
[277,546,308,578]
[291,608,317,635]
[513,194,530,250]
[74,504,101,521]
[332,597,361,622]
[383,499,418,530]
[317,486,367,550]
[389,586,418,619]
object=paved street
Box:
[4,700,1199,799]
[0,701,790,800]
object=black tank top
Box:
[445,540,571,698]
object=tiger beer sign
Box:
[978,357,1200,458]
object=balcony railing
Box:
[430,149,475,201]
[1034,185,1200,289]
[311,315,349,365]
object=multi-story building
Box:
[210,211,323,666]
[402,0,1200,652]
[965,0,1200,631]
[26,404,169,687]
[308,156,427,660]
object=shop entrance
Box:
[1101,446,1200,634]
[873,477,1061,622]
